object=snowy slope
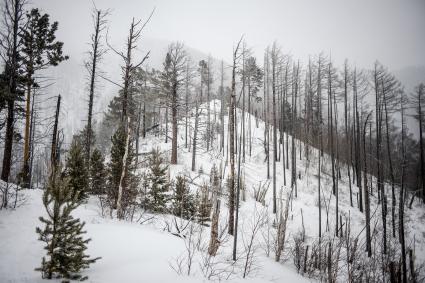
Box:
[140,99,425,280]
[0,188,311,282]
[1,99,425,282]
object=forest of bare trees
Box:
[0,0,424,282]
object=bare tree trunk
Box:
[374,63,386,254]
[28,98,36,189]
[142,102,146,138]
[282,64,288,186]
[1,0,22,182]
[416,84,424,203]
[228,38,242,236]
[220,61,225,154]
[206,58,211,151]
[317,57,322,239]
[328,62,337,234]
[191,98,199,171]
[107,13,152,217]
[171,81,178,164]
[135,101,142,166]
[117,117,131,219]
[353,70,363,212]
[334,89,340,237]
[363,112,372,257]
[291,63,299,197]
[400,92,407,283]
[86,9,106,167]
[185,62,190,148]
[318,142,322,238]
[165,102,169,143]
[264,49,270,180]
[51,95,61,164]
[343,61,353,207]
[271,45,278,214]
[22,77,32,186]
[317,57,323,158]
[233,121,243,260]
[382,82,396,238]
[328,63,336,196]
[241,46,246,162]
[208,178,221,256]
[248,72,252,157]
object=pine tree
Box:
[65,139,88,202]
[75,124,96,163]
[171,175,195,219]
[196,183,212,225]
[1,0,25,183]
[90,148,106,195]
[210,164,219,186]
[20,8,68,187]
[145,148,170,213]
[161,43,187,164]
[107,126,138,212]
[36,166,99,280]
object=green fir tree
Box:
[172,175,195,219]
[90,148,106,195]
[145,148,170,213]
[65,139,88,202]
[107,126,138,212]
[36,166,99,280]
[196,183,212,225]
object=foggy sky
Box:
[33,0,425,71]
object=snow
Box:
[1,99,424,282]
[0,188,311,282]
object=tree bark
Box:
[191,99,199,171]
[363,112,372,257]
[228,38,242,236]
[117,117,131,220]
[1,0,21,182]
[400,92,407,283]
[171,81,178,164]
[271,45,277,214]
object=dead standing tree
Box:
[373,62,387,254]
[228,36,243,237]
[85,6,108,165]
[411,83,425,203]
[363,111,373,257]
[399,90,408,283]
[270,42,281,214]
[161,42,187,165]
[106,11,153,219]
[342,60,353,207]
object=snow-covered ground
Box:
[0,188,311,282]
[1,99,424,282]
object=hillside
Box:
[37,37,227,141]
[2,100,424,282]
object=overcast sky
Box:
[33,0,425,71]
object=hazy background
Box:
[33,0,425,70]
[27,0,425,138]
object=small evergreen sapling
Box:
[65,139,89,202]
[36,166,99,280]
[145,148,170,213]
[196,183,212,225]
[107,126,138,213]
[172,175,195,219]
[90,148,106,195]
